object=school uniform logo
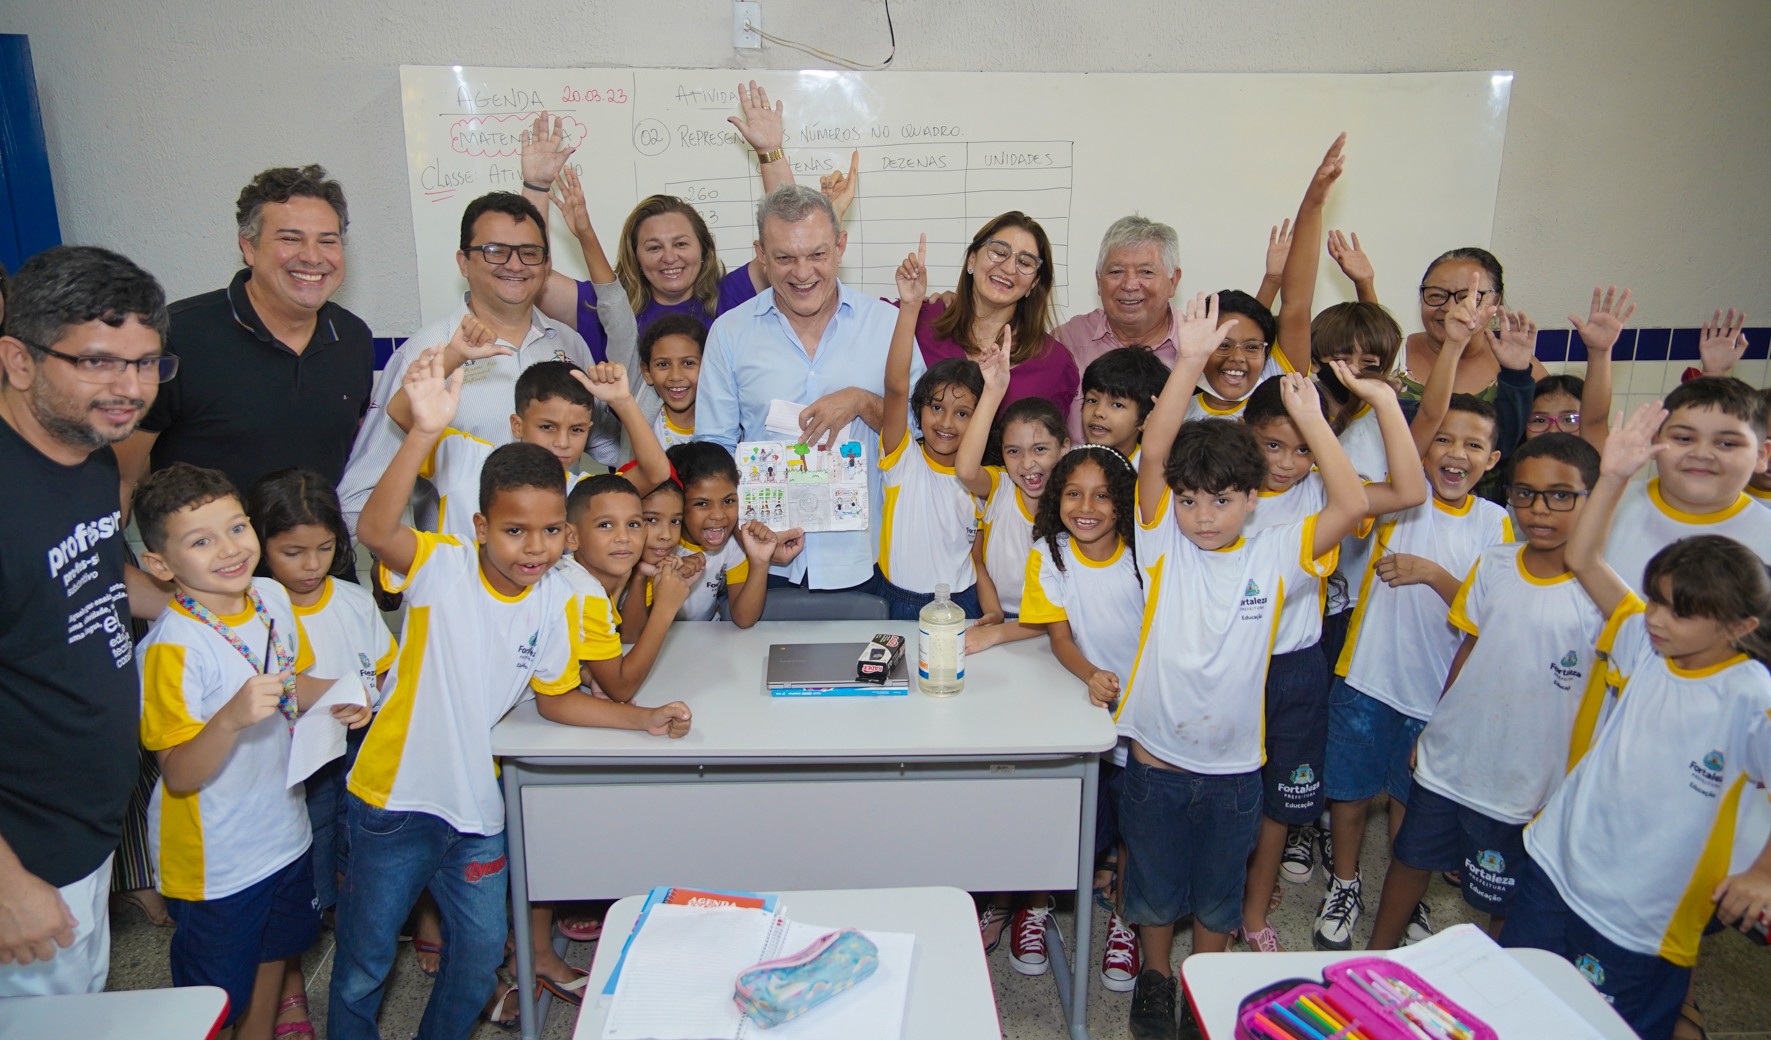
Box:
[1560,651,1578,669]
[1574,953,1606,990]
[1476,849,1505,874]
[1245,580,1261,597]
[1238,579,1270,621]
[1289,764,1315,786]
[1690,750,1725,797]
[516,630,539,668]
[1550,649,1584,692]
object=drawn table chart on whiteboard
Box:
[399,67,1511,335]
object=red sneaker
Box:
[1100,913,1141,992]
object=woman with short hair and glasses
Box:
[1397,246,1548,405]
[902,211,1077,417]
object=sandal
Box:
[1674,999,1709,1040]
[536,965,591,1006]
[1093,856,1119,913]
[273,995,315,1040]
[115,889,173,927]
[556,914,604,943]
[412,937,443,978]
[484,977,520,1031]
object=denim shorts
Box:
[1261,643,1329,825]
[166,853,319,1026]
[1500,858,1691,1040]
[1324,678,1426,804]
[1117,757,1261,934]
[870,568,981,621]
[1392,784,1528,916]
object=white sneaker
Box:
[1009,899,1055,976]
[1404,901,1434,945]
[1312,874,1362,951]
[1100,913,1141,991]
[1280,826,1315,884]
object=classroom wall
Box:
[3,0,1768,398]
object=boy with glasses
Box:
[1364,433,1607,948]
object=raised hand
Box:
[403,346,464,435]
[1326,230,1375,285]
[1441,273,1495,349]
[896,233,928,305]
[520,111,576,188]
[1329,359,1397,407]
[1699,307,1749,377]
[978,331,1012,396]
[820,150,861,220]
[549,165,595,239]
[1303,132,1348,207]
[645,701,693,738]
[1277,371,1325,423]
[220,672,292,731]
[1086,669,1121,709]
[727,80,785,153]
[442,312,510,367]
[1174,292,1237,364]
[1492,309,1538,372]
[736,520,779,563]
[1567,286,1635,358]
[1264,219,1293,282]
[1601,401,1668,480]
[571,361,632,404]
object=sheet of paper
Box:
[1388,923,1605,1040]
[765,399,810,439]
[285,676,371,788]
[736,439,869,533]
[602,904,776,1039]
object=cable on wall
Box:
[747,0,895,70]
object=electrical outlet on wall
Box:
[734,2,762,49]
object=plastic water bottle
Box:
[917,584,966,697]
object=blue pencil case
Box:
[732,927,879,1029]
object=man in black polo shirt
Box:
[0,246,171,994]
[117,164,373,502]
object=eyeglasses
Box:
[1214,339,1270,358]
[1527,411,1581,431]
[466,242,548,266]
[1419,286,1499,308]
[1502,484,1589,512]
[37,345,179,384]
[980,239,1043,275]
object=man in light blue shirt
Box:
[698,184,919,590]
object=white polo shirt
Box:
[979,468,1038,615]
[879,437,980,596]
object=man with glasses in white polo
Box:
[336,191,599,535]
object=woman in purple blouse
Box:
[915,213,1076,417]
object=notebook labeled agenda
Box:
[765,642,908,696]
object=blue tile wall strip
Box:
[365,329,1770,371]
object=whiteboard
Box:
[399,68,1511,331]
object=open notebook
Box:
[602,904,915,1040]
[1389,923,1606,1039]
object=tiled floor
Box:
[105,806,1771,1038]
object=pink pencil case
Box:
[732,927,879,1029]
[1234,956,1497,1040]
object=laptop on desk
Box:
[765,642,909,696]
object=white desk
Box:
[573,886,1000,1040]
[0,986,229,1040]
[493,620,1116,1040]
[1180,947,1637,1039]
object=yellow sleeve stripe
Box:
[574,594,623,665]
[728,555,752,586]
[1499,514,1515,543]
[293,616,316,674]
[1334,519,1393,677]
[1447,559,1482,636]
[348,604,431,808]
[879,431,910,470]
[1299,515,1338,578]
[1598,594,1646,655]
[1138,487,1169,531]
[141,642,205,751]
[1018,549,1066,624]
[382,530,456,594]
[1113,556,1165,723]
[532,602,588,695]
[155,787,207,901]
[1273,347,1298,375]
[374,633,398,675]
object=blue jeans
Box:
[305,725,366,910]
[328,795,509,1040]
[1118,757,1262,933]
[870,568,982,621]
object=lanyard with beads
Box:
[174,587,298,730]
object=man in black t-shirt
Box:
[117,164,373,502]
[0,246,171,995]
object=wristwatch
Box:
[756,148,786,165]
